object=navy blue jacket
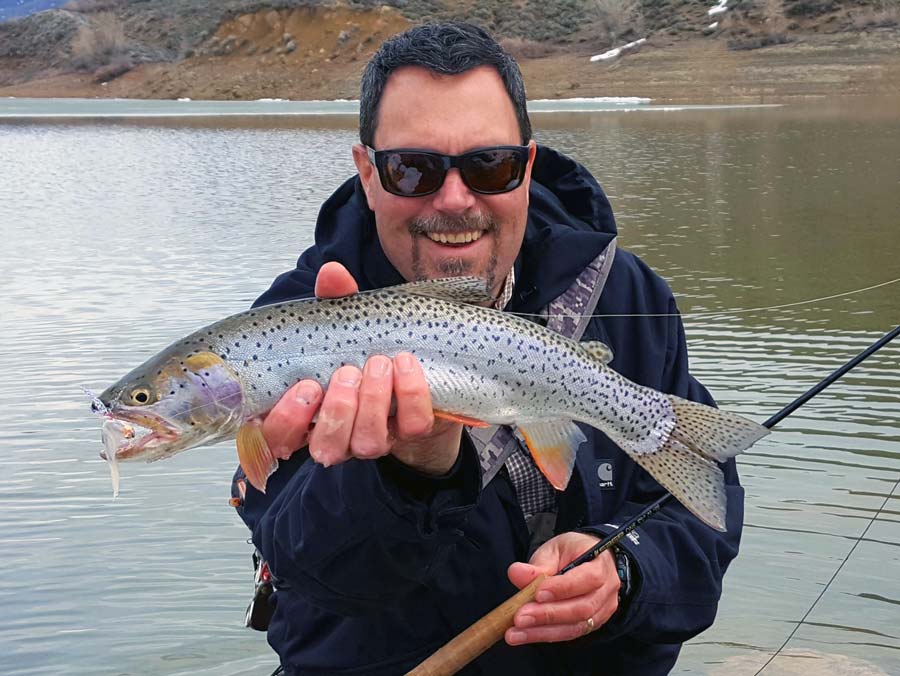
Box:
[235,146,743,675]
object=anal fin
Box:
[237,418,278,493]
[516,420,586,491]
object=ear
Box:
[522,140,538,207]
[352,143,377,210]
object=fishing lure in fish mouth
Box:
[91,276,769,531]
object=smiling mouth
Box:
[424,230,485,245]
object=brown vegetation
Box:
[592,0,645,44]
[69,11,130,72]
[497,37,557,60]
[851,0,900,28]
[63,0,122,12]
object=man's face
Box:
[353,66,536,297]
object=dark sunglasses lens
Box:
[460,148,525,194]
[381,152,444,196]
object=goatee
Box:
[408,213,500,291]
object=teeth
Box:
[426,231,484,245]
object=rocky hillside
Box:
[0,0,897,101]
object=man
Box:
[234,22,743,676]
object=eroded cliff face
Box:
[0,4,412,99]
[199,6,409,64]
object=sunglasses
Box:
[365,145,530,197]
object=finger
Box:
[506,593,619,646]
[349,355,394,459]
[508,561,555,591]
[308,365,361,465]
[262,380,323,460]
[534,552,615,603]
[392,352,434,439]
[315,261,359,298]
[514,585,617,631]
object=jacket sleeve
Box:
[238,433,484,616]
[588,296,744,645]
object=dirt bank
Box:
[1,5,898,104]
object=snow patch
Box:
[531,96,651,104]
[590,38,647,63]
[709,0,728,16]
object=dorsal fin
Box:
[581,340,614,364]
[391,277,496,305]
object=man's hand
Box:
[261,261,463,475]
[505,532,620,645]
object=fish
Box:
[93,277,768,530]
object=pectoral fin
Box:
[516,420,586,491]
[237,418,278,493]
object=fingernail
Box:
[395,352,415,374]
[536,591,553,603]
[516,615,535,628]
[311,449,331,468]
[508,630,526,644]
[295,382,320,406]
[365,356,390,378]
[337,366,361,387]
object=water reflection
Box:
[0,103,897,675]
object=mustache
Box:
[408,212,497,236]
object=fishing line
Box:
[514,275,900,320]
[754,473,900,675]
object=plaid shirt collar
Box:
[493,268,515,311]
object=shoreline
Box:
[2,31,899,106]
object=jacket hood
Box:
[255,145,617,312]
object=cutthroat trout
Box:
[95,277,767,530]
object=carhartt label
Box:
[597,461,614,489]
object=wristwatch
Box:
[612,545,633,605]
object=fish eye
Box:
[130,387,153,405]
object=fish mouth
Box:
[99,410,181,461]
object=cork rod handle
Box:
[404,575,545,676]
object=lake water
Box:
[1,98,898,676]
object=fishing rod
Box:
[406,324,900,676]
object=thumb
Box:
[315,261,359,298]
[528,538,563,573]
[507,561,543,591]
[507,538,562,590]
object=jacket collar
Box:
[310,145,618,314]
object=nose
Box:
[432,168,476,214]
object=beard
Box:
[407,212,501,291]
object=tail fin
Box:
[626,396,768,531]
